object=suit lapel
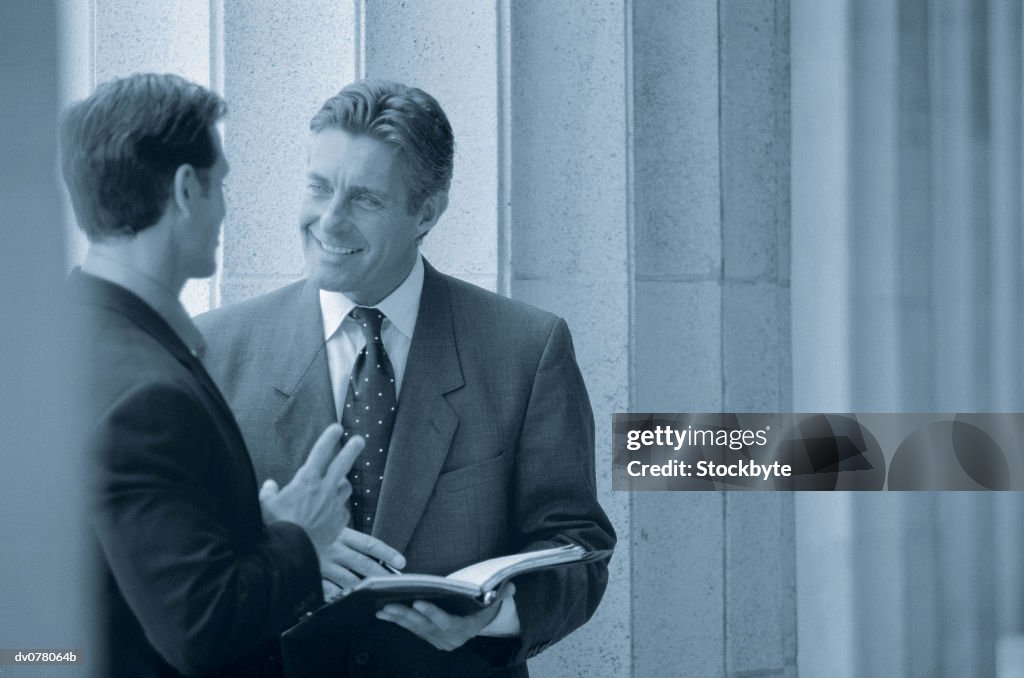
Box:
[271,281,336,462]
[374,263,464,554]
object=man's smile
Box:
[310,230,363,255]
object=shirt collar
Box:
[319,254,424,342]
[81,249,206,356]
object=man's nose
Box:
[319,195,352,232]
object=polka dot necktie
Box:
[340,307,397,533]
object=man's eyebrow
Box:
[305,171,330,182]
[348,184,387,197]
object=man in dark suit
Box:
[197,79,615,676]
[62,73,366,677]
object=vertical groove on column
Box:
[994,494,1024,633]
[897,0,933,410]
[967,0,993,410]
[88,0,96,89]
[717,0,726,413]
[936,495,997,676]
[496,0,511,297]
[622,0,637,672]
[849,0,899,411]
[928,0,978,409]
[355,0,365,78]
[208,0,224,310]
[721,493,728,678]
[987,0,1022,410]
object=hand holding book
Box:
[375,582,516,651]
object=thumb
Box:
[259,478,279,502]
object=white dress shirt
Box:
[319,255,424,420]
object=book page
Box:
[447,544,584,589]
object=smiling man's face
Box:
[299,128,430,305]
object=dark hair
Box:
[310,79,453,212]
[59,73,226,240]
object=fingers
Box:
[320,559,362,590]
[340,528,406,570]
[259,479,279,501]
[411,601,456,631]
[322,579,344,600]
[325,529,403,578]
[294,423,344,481]
[376,604,458,651]
[325,434,365,489]
[375,600,500,651]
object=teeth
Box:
[314,233,361,255]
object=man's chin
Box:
[307,268,353,294]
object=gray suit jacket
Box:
[197,260,615,676]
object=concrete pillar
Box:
[986,0,1023,411]
[851,494,910,677]
[725,494,797,677]
[849,0,899,411]
[791,0,852,412]
[91,0,214,314]
[929,0,989,411]
[995,493,1024,635]
[796,494,854,678]
[896,0,934,411]
[791,4,855,673]
[632,1,795,676]
[719,0,792,414]
[937,494,997,676]
[899,495,942,678]
[507,3,631,675]
[218,1,357,305]
[1,0,89,673]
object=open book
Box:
[280,543,611,674]
[284,544,612,642]
[332,543,611,615]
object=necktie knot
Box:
[349,306,386,344]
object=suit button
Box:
[354,651,371,666]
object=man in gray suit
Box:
[197,79,615,676]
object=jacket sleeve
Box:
[88,381,323,675]
[505,318,616,665]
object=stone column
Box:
[791,0,852,412]
[849,0,900,411]
[507,3,631,674]
[986,0,1023,410]
[632,1,795,676]
[928,0,989,411]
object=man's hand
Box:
[259,424,364,557]
[320,528,406,590]
[375,584,516,651]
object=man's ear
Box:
[415,191,449,239]
[171,164,199,217]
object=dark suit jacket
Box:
[72,270,323,677]
[196,260,615,677]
